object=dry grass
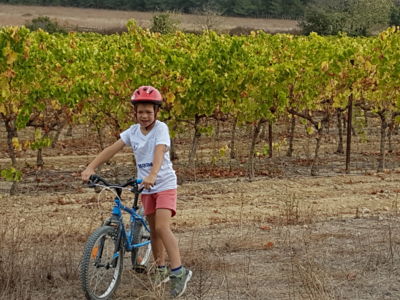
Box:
[0,218,82,299]
[1,190,400,299]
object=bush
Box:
[229,26,256,36]
[390,5,400,26]
[150,13,179,34]
[300,8,346,36]
[26,16,67,34]
[300,0,392,36]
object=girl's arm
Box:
[142,144,167,189]
[81,139,125,181]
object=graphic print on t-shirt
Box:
[138,162,153,169]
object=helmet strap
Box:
[144,119,156,131]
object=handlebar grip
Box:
[89,174,100,182]
[136,179,143,184]
[88,174,107,189]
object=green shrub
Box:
[390,5,400,26]
[150,13,179,34]
[300,0,392,36]
[26,16,67,34]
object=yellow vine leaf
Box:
[51,99,61,110]
[321,61,329,72]
[0,104,6,114]
[11,103,19,114]
[165,92,175,103]
[7,51,17,65]
[1,85,11,98]
[24,141,32,149]
[306,126,315,135]
[173,102,182,115]
[34,128,43,140]
[3,44,18,65]
[12,137,22,151]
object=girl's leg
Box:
[147,213,166,266]
[153,208,181,269]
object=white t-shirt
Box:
[120,120,177,194]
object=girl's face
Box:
[135,103,156,128]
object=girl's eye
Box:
[138,111,154,115]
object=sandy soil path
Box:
[0,3,299,32]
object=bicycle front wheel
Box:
[80,225,124,300]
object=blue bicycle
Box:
[79,175,152,300]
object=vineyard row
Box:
[1,23,400,186]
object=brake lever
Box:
[88,182,96,188]
[88,174,101,189]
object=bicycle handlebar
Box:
[88,174,143,192]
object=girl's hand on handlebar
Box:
[81,167,95,182]
[142,174,156,190]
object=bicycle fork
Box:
[98,210,124,268]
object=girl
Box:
[81,86,192,298]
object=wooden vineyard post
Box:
[345,93,353,174]
[268,121,273,158]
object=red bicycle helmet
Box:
[130,86,163,106]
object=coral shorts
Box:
[141,189,177,217]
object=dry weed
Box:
[0,218,80,299]
[279,193,317,226]
[290,257,335,300]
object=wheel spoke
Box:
[131,218,152,272]
[91,237,113,293]
[81,226,123,299]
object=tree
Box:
[390,1,400,25]
[300,0,393,36]
[235,0,257,16]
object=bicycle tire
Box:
[80,225,124,300]
[131,209,152,273]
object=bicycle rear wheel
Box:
[131,209,152,273]
[80,225,123,300]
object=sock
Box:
[171,265,182,275]
[157,265,166,269]
[157,265,166,271]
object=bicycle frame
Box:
[109,195,151,252]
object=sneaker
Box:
[152,266,170,287]
[169,266,192,298]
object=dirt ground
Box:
[1,170,400,299]
[0,3,300,33]
[1,146,400,299]
[2,114,400,299]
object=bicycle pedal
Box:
[132,265,147,273]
